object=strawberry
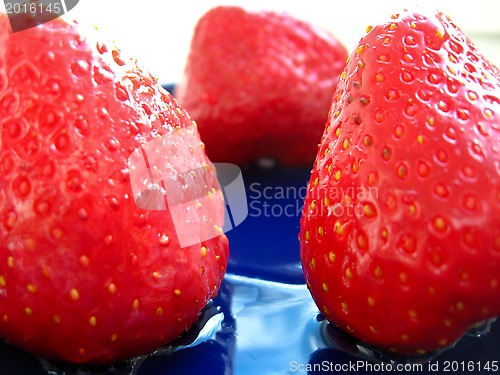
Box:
[0,14,229,364]
[300,9,500,356]
[176,6,348,167]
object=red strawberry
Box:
[0,14,228,364]
[176,6,348,167]
[300,9,500,355]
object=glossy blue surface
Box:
[225,165,309,284]
[1,164,499,374]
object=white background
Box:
[2,1,500,84]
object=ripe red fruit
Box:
[176,6,348,167]
[300,9,500,355]
[0,14,228,364]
